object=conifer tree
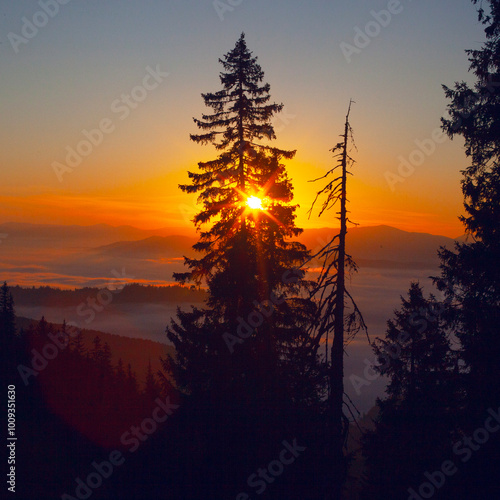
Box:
[126,363,137,393]
[174,32,305,304]
[91,335,102,361]
[70,330,86,357]
[0,281,16,348]
[434,4,500,495]
[165,33,323,497]
[116,358,125,380]
[144,358,160,402]
[167,33,318,403]
[101,341,112,371]
[439,0,500,418]
[0,282,17,384]
[362,284,455,499]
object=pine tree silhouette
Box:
[362,284,455,499]
[0,281,17,380]
[434,2,500,496]
[439,0,500,418]
[165,33,323,498]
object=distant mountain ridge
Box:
[300,225,457,269]
[0,222,461,289]
[83,224,457,269]
[0,221,194,249]
[93,235,196,258]
[10,283,206,307]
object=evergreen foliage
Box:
[164,33,324,498]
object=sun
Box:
[246,196,264,210]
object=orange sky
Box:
[0,152,466,238]
[0,93,468,238]
[1,1,480,239]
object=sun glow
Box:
[246,196,264,210]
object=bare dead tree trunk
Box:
[307,101,365,500]
[328,101,350,500]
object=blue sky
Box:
[0,0,487,235]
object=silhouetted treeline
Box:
[0,288,181,499]
[22,317,166,448]
[9,283,206,307]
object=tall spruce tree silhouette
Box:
[439,0,500,418]
[433,1,500,496]
[165,33,323,498]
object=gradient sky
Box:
[0,0,487,237]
